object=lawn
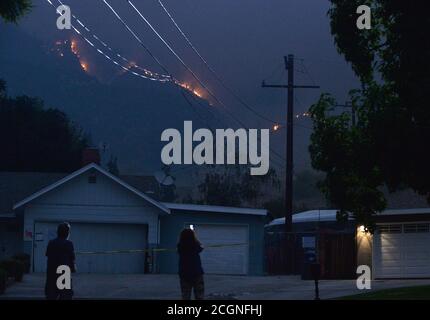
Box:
[339,285,430,300]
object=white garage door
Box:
[373,223,430,278]
[193,224,248,275]
[33,222,147,273]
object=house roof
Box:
[162,202,267,216]
[267,207,430,226]
[8,163,169,213]
[2,166,267,218]
[378,208,430,216]
[120,175,160,196]
[267,210,343,226]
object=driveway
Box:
[2,273,430,300]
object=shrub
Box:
[12,260,25,282]
[0,268,6,294]
[0,259,25,282]
[12,253,30,273]
[0,260,14,277]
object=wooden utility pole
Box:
[262,54,319,234]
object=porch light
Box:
[359,225,368,233]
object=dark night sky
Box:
[4,0,360,178]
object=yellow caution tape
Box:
[76,243,248,255]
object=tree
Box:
[263,198,285,220]
[107,155,120,176]
[0,0,32,23]
[309,94,386,229]
[309,1,430,228]
[158,165,177,202]
[0,81,89,172]
[198,166,243,207]
[198,165,280,207]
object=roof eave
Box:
[12,163,170,214]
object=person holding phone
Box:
[177,228,205,300]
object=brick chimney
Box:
[82,147,101,166]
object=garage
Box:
[193,224,248,275]
[159,203,266,275]
[33,221,148,274]
[373,223,430,278]
[8,164,265,275]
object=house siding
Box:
[22,170,163,269]
[158,210,266,275]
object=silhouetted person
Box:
[177,228,205,300]
[45,222,76,300]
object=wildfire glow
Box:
[80,62,88,72]
[118,61,137,76]
[70,39,79,57]
[177,81,204,99]
[192,89,202,98]
[69,38,90,73]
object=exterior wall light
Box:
[359,225,368,233]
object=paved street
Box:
[2,273,430,300]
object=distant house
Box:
[266,206,430,279]
[0,163,266,275]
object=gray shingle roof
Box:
[0,171,160,215]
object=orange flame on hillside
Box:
[177,81,203,99]
[69,38,89,73]
[70,39,79,57]
[80,62,88,72]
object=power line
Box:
[59,0,288,165]
[180,89,287,170]
[262,54,320,236]
[101,0,236,125]
[56,0,170,81]
[126,0,287,163]
[101,0,172,76]
[299,59,318,87]
[180,89,217,131]
[156,0,281,125]
[101,0,222,104]
[46,0,170,83]
[187,90,229,129]
[99,0,288,165]
[173,90,286,173]
[127,1,203,87]
[127,0,224,108]
[185,93,286,169]
[47,0,286,175]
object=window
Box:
[403,223,430,233]
[378,224,402,234]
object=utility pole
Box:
[262,54,319,272]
